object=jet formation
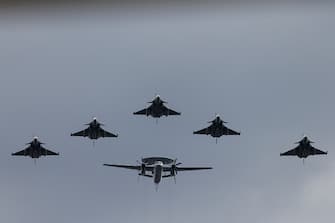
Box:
[11,95,328,189]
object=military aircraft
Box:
[193,114,240,143]
[12,137,59,162]
[71,117,118,142]
[280,136,327,161]
[133,95,181,118]
[103,157,212,189]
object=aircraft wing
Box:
[133,108,148,115]
[280,145,299,156]
[222,126,240,135]
[310,146,327,155]
[103,164,154,171]
[163,166,212,171]
[99,128,118,138]
[193,126,211,135]
[41,146,59,156]
[176,167,213,171]
[166,108,181,116]
[162,105,180,116]
[12,146,31,156]
[71,128,89,137]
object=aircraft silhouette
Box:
[71,117,118,140]
[104,157,212,190]
[12,137,59,162]
[280,136,327,160]
[194,114,240,143]
[133,95,181,118]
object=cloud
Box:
[270,162,335,223]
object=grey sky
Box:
[0,3,335,223]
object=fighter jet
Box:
[280,136,327,161]
[193,114,240,143]
[103,157,212,189]
[71,117,118,141]
[133,95,181,118]
[12,137,59,161]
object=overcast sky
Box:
[0,2,335,223]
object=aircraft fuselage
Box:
[297,143,311,158]
[29,139,43,158]
[210,124,225,138]
[87,126,100,139]
[148,104,165,118]
[29,144,44,158]
[87,123,104,139]
[153,162,163,184]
